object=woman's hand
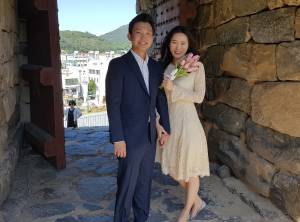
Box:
[156,117,163,138]
[156,119,169,148]
[162,78,174,91]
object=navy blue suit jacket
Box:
[105,51,170,148]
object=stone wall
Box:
[192,0,300,221]
[0,0,28,205]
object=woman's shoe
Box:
[177,209,190,222]
[190,199,206,219]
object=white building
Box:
[61,51,120,107]
[61,67,81,101]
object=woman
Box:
[156,26,210,222]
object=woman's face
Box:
[169,32,189,61]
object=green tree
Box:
[88,80,97,96]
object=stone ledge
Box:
[223,177,292,222]
[270,172,300,222]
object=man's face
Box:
[128,22,154,52]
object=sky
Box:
[57,0,137,36]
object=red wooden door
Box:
[19,0,65,169]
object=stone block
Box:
[251,82,300,137]
[214,0,235,26]
[283,0,300,5]
[205,77,215,101]
[222,43,276,83]
[202,45,225,76]
[198,28,217,50]
[250,7,295,43]
[271,172,300,221]
[277,41,300,80]
[296,8,300,38]
[246,119,300,175]
[220,78,252,114]
[0,62,8,92]
[2,88,16,123]
[195,3,214,29]
[202,102,247,136]
[212,77,231,101]
[216,17,251,45]
[208,128,277,196]
[0,125,8,157]
[0,101,6,126]
[267,0,284,9]
[0,0,17,32]
[205,77,231,102]
[0,32,18,65]
[217,165,231,178]
[232,0,267,16]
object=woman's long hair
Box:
[160,26,196,69]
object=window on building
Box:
[89,69,96,74]
[65,78,79,85]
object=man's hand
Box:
[114,141,126,158]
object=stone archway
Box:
[1,0,300,220]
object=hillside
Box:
[60,25,130,53]
[101,25,129,43]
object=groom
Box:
[105,13,170,222]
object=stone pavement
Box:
[0,127,292,222]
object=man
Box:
[105,13,170,222]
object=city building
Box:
[61,51,120,107]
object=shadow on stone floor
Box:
[0,127,292,222]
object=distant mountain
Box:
[101,25,129,43]
[60,25,130,53]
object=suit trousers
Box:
[114,126,155,222]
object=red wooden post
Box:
[19,0,65,169]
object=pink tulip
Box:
[191,55,200,63]
[183,62,191,70]
[180,59,186,67]
[190,60,200,68]
[185,53,193,63]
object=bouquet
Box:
[166,53,200,80]
[160,53,200,89]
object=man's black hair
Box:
[128,13,155,34]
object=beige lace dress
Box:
[155,62,210,182]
